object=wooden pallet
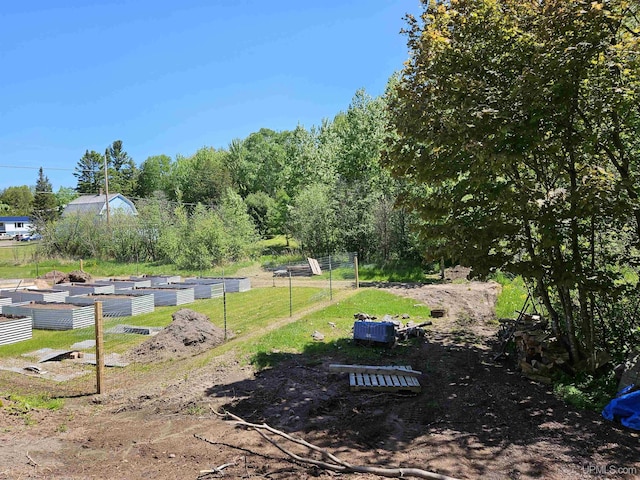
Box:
[331,365,422,392]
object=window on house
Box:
[16,223,24,228]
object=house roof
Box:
[63,194,137,216]
[0,216,31,222]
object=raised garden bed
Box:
[116,287,194,306]
[183,277,251,293]
[53,283,116,296]
[94,278,152,289]
[3,302,95,330]
[66,293,155,317]
[0,314,32,345]
[0,289,68,303]
[0,296,12,314]
[130,275,182,286]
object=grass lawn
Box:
[0,286,330,358]
[238,289,432,369]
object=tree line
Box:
[2,89,424,267]
[385,0,640,366]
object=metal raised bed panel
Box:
[0,289,69,304]
[66,293,155,317]
[0,315,32,345]
[94,279,152,289]
[116,288,194,306]
[3,303,95,330]
[183,277,251,293]
[52,283,116,296]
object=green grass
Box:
[357,262,436,283]
[553,371,618,411]
[494,274,529,319]
[241,289,432,370]
[0,287,329,358]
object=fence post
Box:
[329,255,333,300]
[354,253,359,289]
[289,271,293,317]
[94,302,105,394]
[80,259,84,272]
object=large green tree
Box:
[74,150,104,194]
[385,0,640,364]
[31,167,58,224]
[0,185,34,216]
[169,147,231,207]
[105,140,137,197]
[135,154,172,198]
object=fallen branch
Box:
[26,452,38,467]
[199,461,236,474]
[212,408,460,480]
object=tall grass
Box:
[494,274,529,319]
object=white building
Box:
[0,216,33,238]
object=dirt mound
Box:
[67,270,92,283]
[383,281,501,323]
[39,270,92,284]
[39,270,67,282]
[126,309,231,363]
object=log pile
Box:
[511,313,569,383]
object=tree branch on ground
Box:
[210,408,460,480]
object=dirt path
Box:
[1,281,639,480]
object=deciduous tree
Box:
[385,0,640,364]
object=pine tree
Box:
[32,167,57,224]
[74,150,104,193]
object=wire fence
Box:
[0,252,358,395]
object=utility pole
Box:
[104,154,110,225]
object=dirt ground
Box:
[1,277,639,480]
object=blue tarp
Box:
[602,385,640,430]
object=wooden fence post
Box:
[94,302,105,394]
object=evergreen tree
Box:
[32,167,57,224]
[105,140,137,197]
[74,150,104,193]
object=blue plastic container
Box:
[353,321,396,345]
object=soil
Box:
[126,309,232,364]
[1,277,639,480]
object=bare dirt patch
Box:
[0,282,639,480]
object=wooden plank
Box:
[329,364,422,377]
[347,369,421,392]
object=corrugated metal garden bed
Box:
[3,302,95,330]
[183,277,251,293]
[116,287,194,306]
[94,278,152,289]
[0,315,32,345]
[53,283,116,296]
[0,289,69,303]
[66,293,155,317]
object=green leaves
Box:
[386,0,640,363]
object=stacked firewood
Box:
[512,313,569,383]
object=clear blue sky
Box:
[0,0,419,192]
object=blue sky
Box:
[0,0,419,192]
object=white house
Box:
[0,216,33,238]
[62,193,138,217]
